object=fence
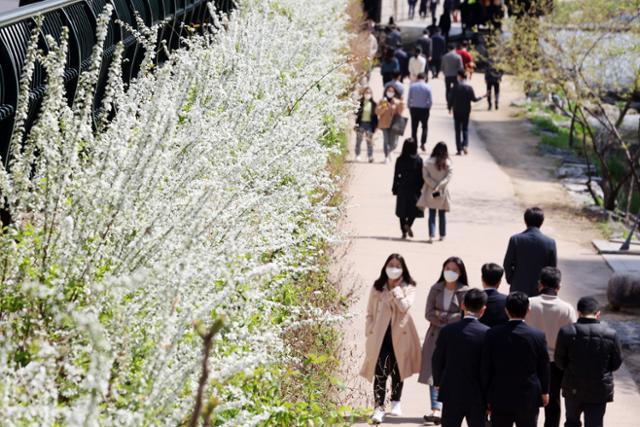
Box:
[0,0,234,165]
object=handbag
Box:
[390,114,408,136]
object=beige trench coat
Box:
[360,283,422,382]
[417,281,469,384]
[416,157,453,212]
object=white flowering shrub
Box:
[0,0,352,425]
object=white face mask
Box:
[364,93,372,100]
[386,267,403,280]
[443,270,460,283]
[386,91,394,99]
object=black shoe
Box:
[488,102,492,110]
[420,144,426,152]
[408,227,414,238]
[495,103,499,110]
[456,151,462,156]
[401,232,407,239]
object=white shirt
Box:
[408,55,427,79]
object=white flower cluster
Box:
[0,0,351,425]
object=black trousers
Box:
[545,362,563,427]
[487,81,500,107]
[442,402,486,427]
[374,325,403,407]
[431,58,441,77]
[491,408,539,427]
[445,76,458,107]
[564,399,606,427]
[410,107,430,147]
[399,217,416,233]
[453,113,470,153]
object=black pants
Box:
[491,408,539,427]
[445,76,458,107]
[545,362,563,427]
[410,107,430,147]
[399,217,416,233]
[431,58,441,78]
[564,399,606,427]
[453,113,470,153]
[442,402,486,427]
[487,81,500,107]
[374,325,403,407]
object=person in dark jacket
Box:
[394,42,410,80]
[482,291,550,427]
[393,138,424,239]
[485,63,503,110]
[555,297,623,427]
[419,0,429,19]
[355,87,378,163]
[447,70,485,155]
[381,48,400,85]
[429,28,446,78]
[439,5,452,44]
[503,207,558,297]
[479,263,508,327]
[433,288,490,427]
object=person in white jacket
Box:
[408,47,427,82]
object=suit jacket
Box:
[503,227,557,297]
[482,320,550,412]
[479,288,508,328]
[448,81,482,116]
[433,317,490,406]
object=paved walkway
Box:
[339,69,640,425]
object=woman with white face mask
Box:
[418,256,470,424]
[360,254,422,424]
[375,85,405,164]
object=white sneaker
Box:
[390,401,402,416]
[355,155,362,162]
[384,156,390,164]
[371,407,385,424]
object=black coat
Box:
[555,318,623,403]
[479,288,508,328]
[503,227,557,297]
[355,98,378,131]
[481,320,550,412]
[433,317,490,406]
[393,155,424,219]
[431,34,446,60]
[448,82,482,116]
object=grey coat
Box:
[441,50,463,77]
[418,281,469,384]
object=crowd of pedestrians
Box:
[360,208,623,426]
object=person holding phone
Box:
[417,142,452,243]
[360,254,422,424]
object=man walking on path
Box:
[555,297,623,427]
[433,289,490,427]
[527,267,577,427]
[384,71,405,98]
[408,48,427,82]
[430,28,446,78]
[416,29,431,69]
[479,263,508,328]
[482,292,550,427]
[441,45,463,101]
[408,73,433,152]
[447,70,485,155]
[503,207,558,297]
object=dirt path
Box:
[338,70,640,426]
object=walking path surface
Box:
[338,69,640,425]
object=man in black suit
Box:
[503,207,557,297]
[447,70,485,155]
[479,263,508,327]
[433,289,490,427]
[482,292,550,427]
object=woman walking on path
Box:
[360,254,422,424]
[417,142,452,243]
[355,87,378,163]
[418,256,470,425]
[376,85,405,164]
[393,138,424,239]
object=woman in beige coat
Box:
[417,256,470,424]
[416,142,452,243]
[360,253,422,424]
[375,85,405,163]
